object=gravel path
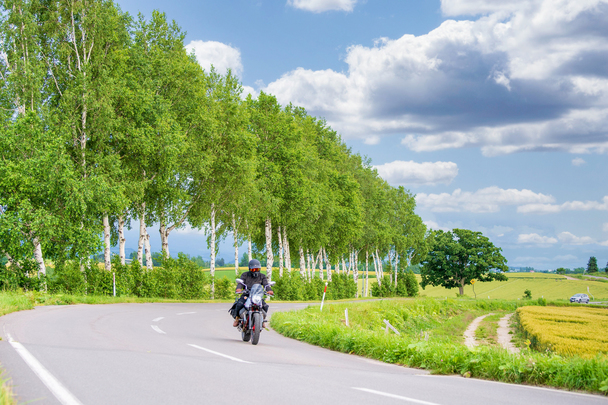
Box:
[497,313,519,353]
[463,313,494,347]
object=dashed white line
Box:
[177,312,196,315]
[188,344,253,364]
[152,317,164,322]
[7,333,83,405]
[352,387,441,405]
[151,325,166,334]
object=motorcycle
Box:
[234,279,275,345]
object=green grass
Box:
[271,298,608,394]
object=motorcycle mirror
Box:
[235,278,244,284]
[268,281,276,286]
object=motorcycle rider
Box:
[232,259,273,328]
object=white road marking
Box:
[177,312,196,315]
[151,325,166,334]
[352,387,441,405]
[152,317,164,322]
[6,333,83,405]
[188,344,253,364]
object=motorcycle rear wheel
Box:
[251,312,262,345]
[241,328,251,342]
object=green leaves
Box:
[421,229,508,295]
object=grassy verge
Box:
[270,298,608,394]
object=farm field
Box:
[418,273,608,301]
[517,306,608,358]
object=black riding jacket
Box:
[236,271,273,293]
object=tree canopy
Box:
[0,0,429,296]
[420,229,508,296]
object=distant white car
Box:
[570,293,590,304]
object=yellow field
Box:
[517,306,608,358]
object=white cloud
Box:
[417,186,554,213]
[287,0,357,13]
[264,0,608,155]
[517,196,608,214]
[572,157,586,166]
[557,231,596,245]
[185,40,243,78]
[517,233,558,245]
[424,220,456,232]
[374,160,458,186]
[603,223,608,231]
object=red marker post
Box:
[320,282,328,311]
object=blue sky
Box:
[116,0,608,270]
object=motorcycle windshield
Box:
[244,284,265,309]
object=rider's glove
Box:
[236,289,242,294]
[267,291,274,296]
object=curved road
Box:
[0,303,605,405]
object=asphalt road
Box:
[0,302,606,405]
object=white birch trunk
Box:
[103,214,111,271]
[342,257,347,276]
[265,217,273,280]
[118,214,126,265]
[365,249,369,297]
[277,226,284,277]
[394,252,399,288]
[324,248,331,281]
[283,227,291,272]
[354,249,359,298]
[318,248,324,280]
[137,203,146,266]
[306,250,311,281]
[299,245,306,277]
[372,250,381,286]
[145,231,153,271]
[159,220,169,256]
[376,248,384,284]
[233,213,239,276]
[246,220,252,261]
[210,203,216,299]
[32,237,46,275]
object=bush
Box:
[0,260,46,292]
[214,276,233,300]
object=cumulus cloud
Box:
[265,0,608,154]
[417,186,554,213]
[557,231,596,245]
[517,196,608,214]
[572,157,586,166]
[374,160,458,186]
[287,0,357,12]
[185,40,243,78]
[517,233,558,245]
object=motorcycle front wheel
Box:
[251,312,262,345]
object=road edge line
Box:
[6,333,83,405]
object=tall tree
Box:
[421,229,508,296]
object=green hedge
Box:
[46,254,210,300]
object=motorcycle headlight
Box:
[252,295,262,305]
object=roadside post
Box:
[471,279,476,299]
[320,282,328,311]
[113,273,116,297]
[588,286,594,300]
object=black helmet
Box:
[248,259,261,271]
